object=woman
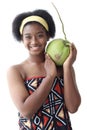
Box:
[7,9,81,130]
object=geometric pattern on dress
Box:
[42,77,67,129]
[18,76,72,130]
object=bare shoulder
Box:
[7,58,31,81]
[7,64,21,76]
[7,63,25,82]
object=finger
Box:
[70,43,77,60]
[45,53,51,59]
[70,43,77,52]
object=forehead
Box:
[23,22,47,33]
[24,22,45,29]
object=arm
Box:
[7,55,57,118]
[63,43,81,113]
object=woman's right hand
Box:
[44,54,57,78]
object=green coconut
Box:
[46,38,70,66]
[46,2,71,66]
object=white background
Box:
[0,0,87,129]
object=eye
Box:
[25,35,32,39]
[38,34,43,38]
[37,33,44,38]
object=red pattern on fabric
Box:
[18,77,72,130]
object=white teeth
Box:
[30,46,41,51]
[30,45,39,47]
[30,45,41,49]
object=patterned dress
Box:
[18,76,72,130]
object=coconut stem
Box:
[51,2,67,40]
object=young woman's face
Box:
[22,22,49,56]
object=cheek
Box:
[41,40,47,48]
[23,41,29,49]
[22,36,30,49]
[41,38,47,45]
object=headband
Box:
[20,16,49,34]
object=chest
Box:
[21,61,63,80]
[22,63,46,79]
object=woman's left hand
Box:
[63,43,77,67]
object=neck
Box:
[28,53,45,64]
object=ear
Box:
[21,35,23,41]
[47,34,50,41]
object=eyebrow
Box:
[24,31,45,35]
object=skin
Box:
[7,22,81,119]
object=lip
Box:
[30,45,42,51]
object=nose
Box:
[31,36,38,45]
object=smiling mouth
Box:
[30,46,41,51]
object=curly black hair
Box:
[12,9,56,41]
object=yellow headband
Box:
[20,16,49,34]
